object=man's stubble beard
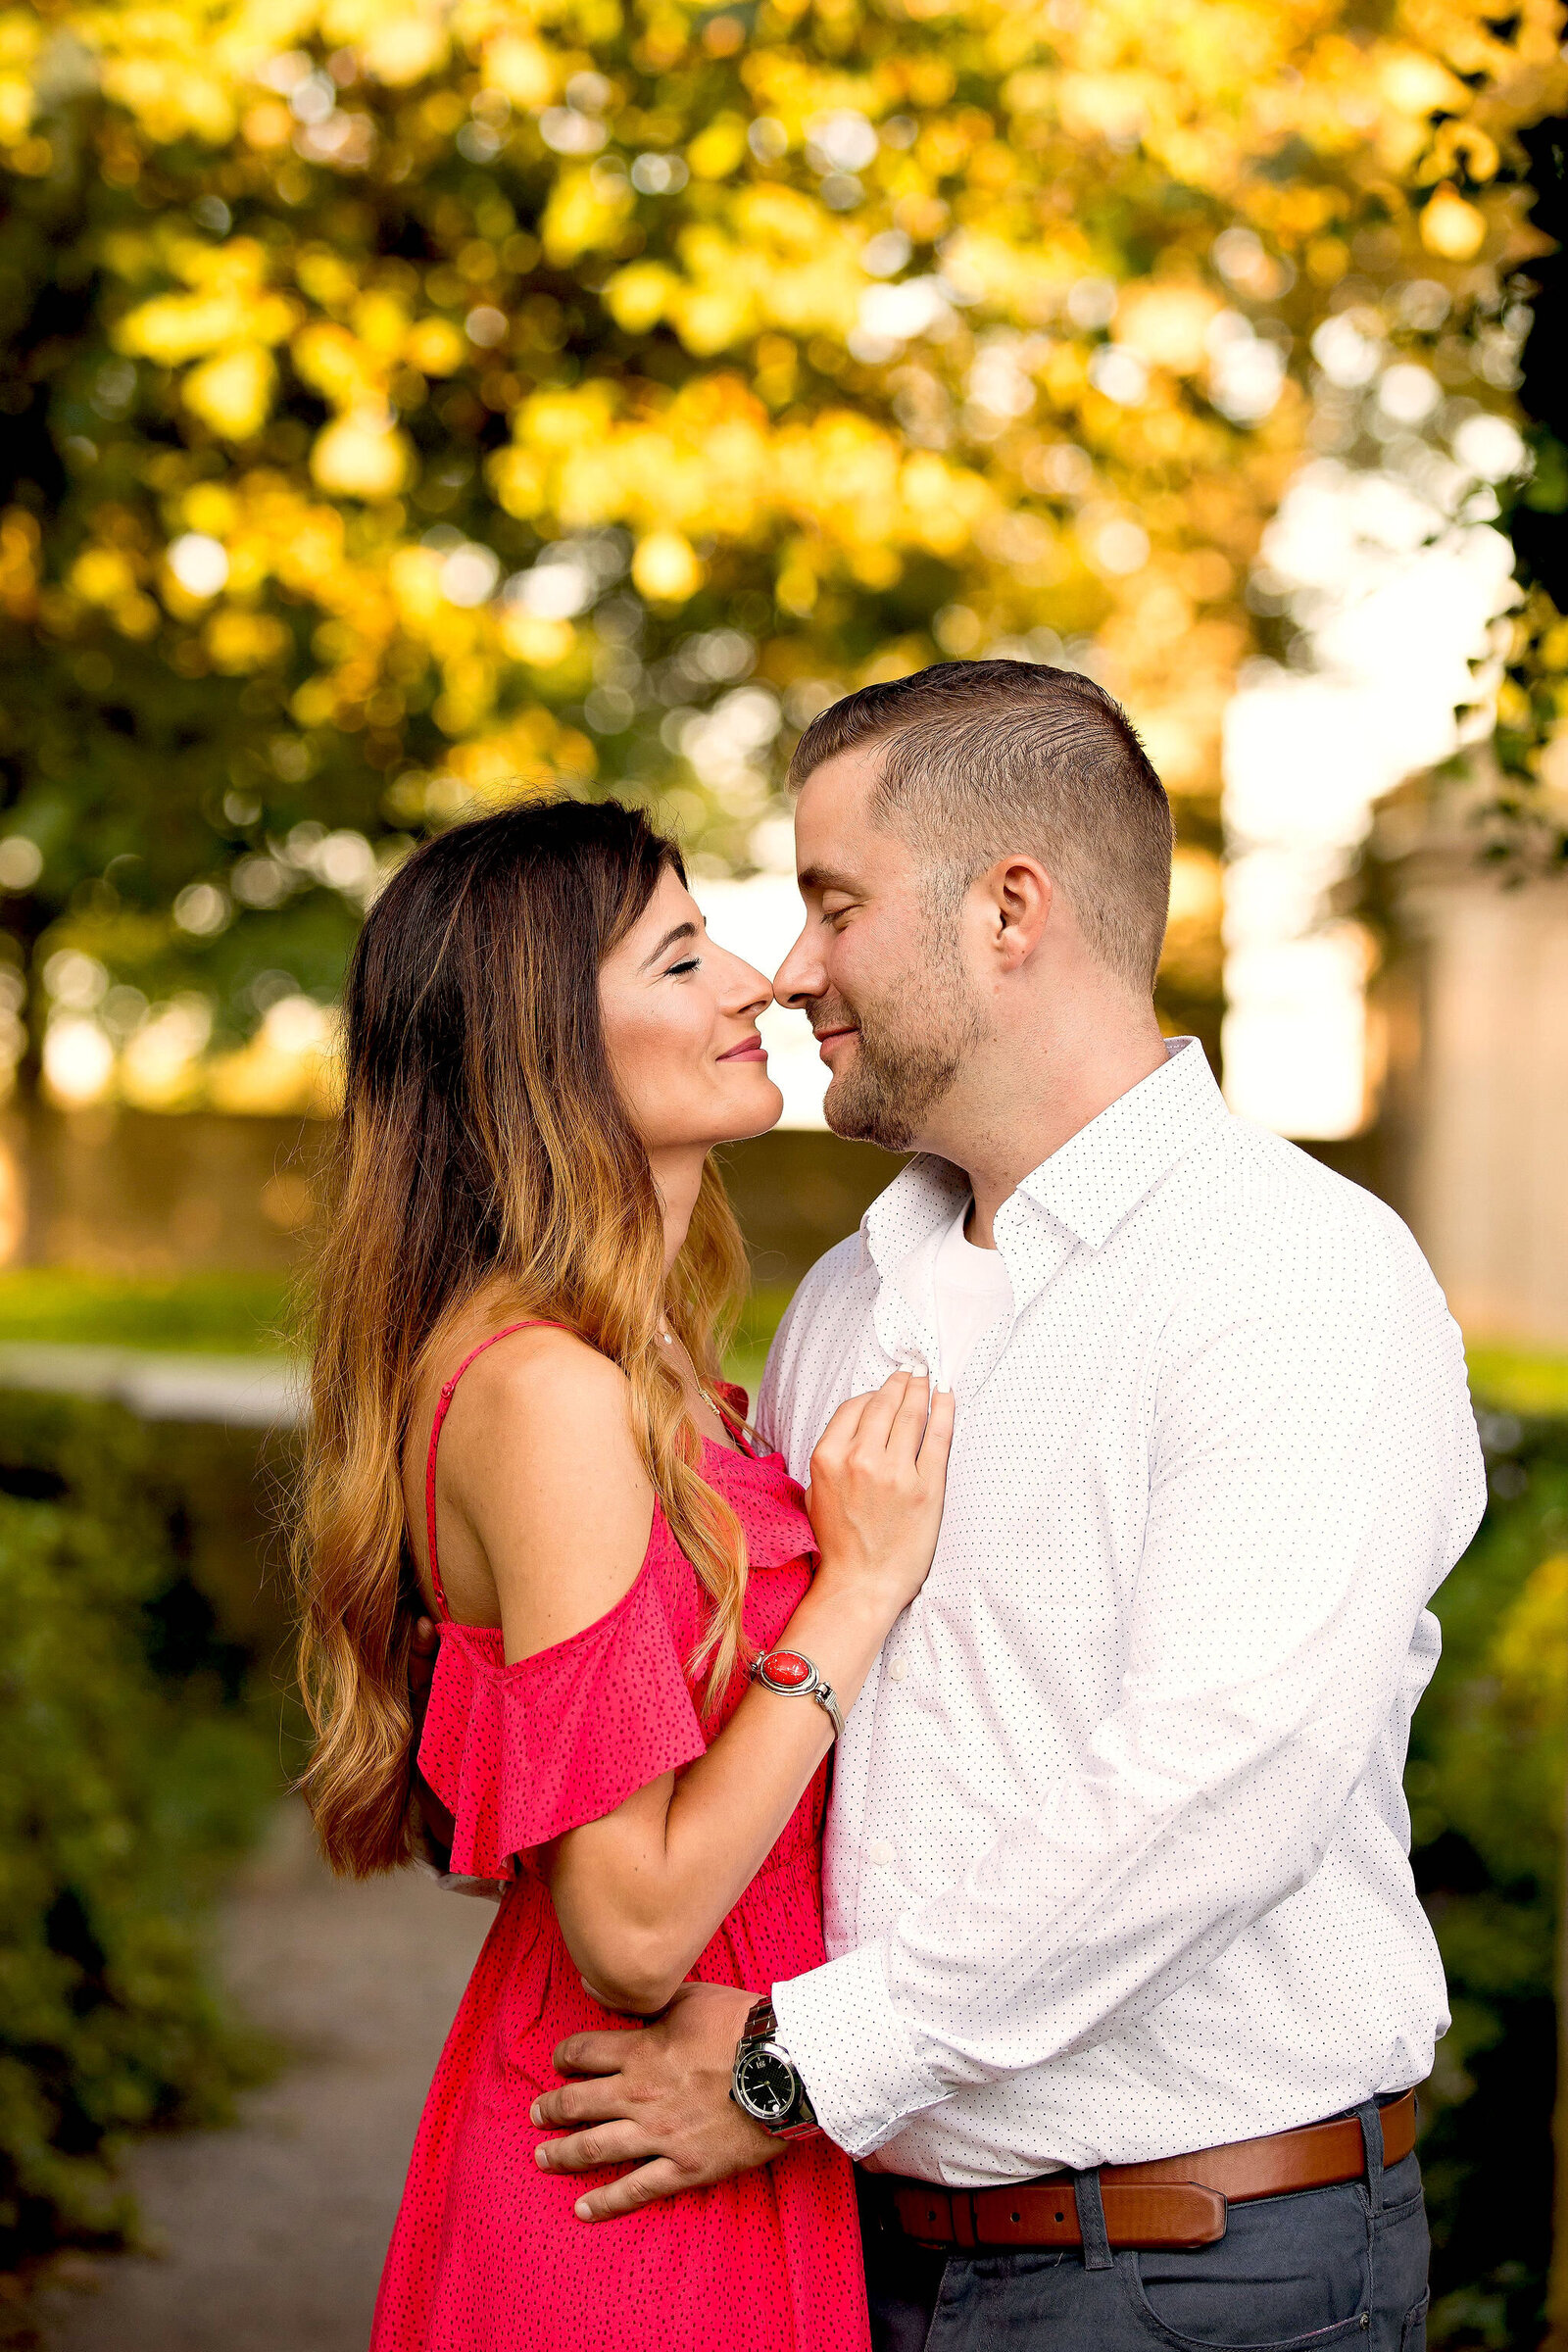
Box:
[822,911,986,1153]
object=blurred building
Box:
[1372,782,1568,1348]
[0,1102,904,1296]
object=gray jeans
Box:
[858,2105,1429,2352]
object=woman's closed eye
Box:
[666,956,702,978]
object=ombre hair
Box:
[294,799,752,1878]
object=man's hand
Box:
[531,1982,781,2221]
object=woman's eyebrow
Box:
[641,919,699,968]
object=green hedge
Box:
[1413,1405,1565,2348]
[0,1269,295,1354]
[0,1391,279,2274]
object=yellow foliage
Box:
[541,166,635,266]
[633,529,704,602]
[498,610,574,664]
[296,248,362,314]
[481,31,557,107]
[71,548,138,608]
[604,261,676,334]
[687,115,749,179]
[183,343,277,440]
[404,316,466,375]
[205,607,291,670]
[1117,283,1224,375]
[0,0,1560,1082]
[118,267,297,364]
[310,410,414,497]
[293,320,382,409]
[353,7,451,87]
[1491,1554,1568,1725]
[1421,183,1489,259]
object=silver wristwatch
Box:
[730,1996,819,2140]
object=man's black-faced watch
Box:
[730,1995,819,2141]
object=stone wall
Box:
[1396,858,1568,1347]
[0,1105,905,1290]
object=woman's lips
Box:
[718,1038,767,1061]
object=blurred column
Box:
[0,1110,24,1263]
[1223,459,1519,1142]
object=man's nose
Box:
[773,922,824,1008]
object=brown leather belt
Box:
[887,2089,1417,2254]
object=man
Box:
[529,661,1486,2350]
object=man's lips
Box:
[717,1037,767,1061]
[813,1025,858,1061]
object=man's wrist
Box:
[730,1991,820,2140]
[770,1949,949,2160]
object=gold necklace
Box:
[659,1323,739,1444]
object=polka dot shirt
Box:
[763,1039,1486,2187]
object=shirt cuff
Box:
[771,1940,950,2160]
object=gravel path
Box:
[31,1804,491,2352]
[0,1347,303,1428]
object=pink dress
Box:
[370,1326,870,2352]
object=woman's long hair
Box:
[294,799,752,1877]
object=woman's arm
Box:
[450,1335,951,2015]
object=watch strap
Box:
[741,1993,776,2041]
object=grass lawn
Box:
[1464,1343,1568,1415]
[0,1268,298,1352]
[3,1268,1564,1424]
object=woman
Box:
[293,800,953,2352]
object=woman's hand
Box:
[806,1371,955,1618]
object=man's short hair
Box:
[788,660,1174,992]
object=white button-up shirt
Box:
[764,1040,1485,2186]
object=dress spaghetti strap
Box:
[423,1321,569,1621]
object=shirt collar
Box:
[1013,1037,1228,1250]
[861,1152,969,1281]
[861,1038,1228,1281]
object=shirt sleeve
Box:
[756,1237,858,1462]
[771,1196,1487,2159]
[753,1302,794,1456]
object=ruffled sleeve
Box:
[416,1546,708,1882]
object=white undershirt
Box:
[929,1203,1013,1390]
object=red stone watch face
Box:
[761,1649,812,1687]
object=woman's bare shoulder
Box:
[439,1325,656,1651]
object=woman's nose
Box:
[723,956,773,1016]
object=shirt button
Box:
[886,1657,907,1683]
[867,1839,896,1867]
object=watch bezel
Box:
[734,2044,799,2124]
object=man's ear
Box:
[988,858,1053,970]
